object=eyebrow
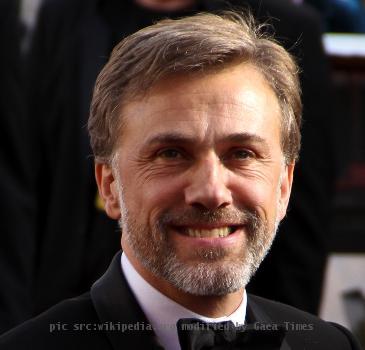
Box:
[143,132,270,149]
[144,132,195,147]
[223,133,269,147]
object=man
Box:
[27,0,331,317]
[1,12,354,350]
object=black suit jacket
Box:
[0,252,360,350]
[26,0,331,316]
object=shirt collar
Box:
[121,252,247,350]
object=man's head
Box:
[89,12,301,298]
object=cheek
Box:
[231,177,280,217]
[128,175,186,221]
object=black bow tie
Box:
[177,318,286,350]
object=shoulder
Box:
[249,294,362,350]
[0,293,110,350]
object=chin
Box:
[155,251,256,296]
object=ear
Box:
[277,162,295,221]
[95,162,121,220]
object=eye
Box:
[157,148,182,159]
[230,149,255,160]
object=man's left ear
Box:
[95,163,121,220]
[278,163,295,221]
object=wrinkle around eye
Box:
[229,161,278,184]
[129,156,189,183]
[224,156,276,175]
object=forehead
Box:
[120,63,281,147]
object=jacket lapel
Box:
[91,252,162,349]
[246,295,292,350]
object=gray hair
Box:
[88,11,301,164]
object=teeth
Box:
[187,227,231,238]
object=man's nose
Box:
[184,156,232,210]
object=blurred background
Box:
[1,0,364,346]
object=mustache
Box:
[159,207,262,233]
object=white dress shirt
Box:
[121,253,247,350]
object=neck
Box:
[134,0,196,12]
[123,246,244,318]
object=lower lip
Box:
[170,228,245,249]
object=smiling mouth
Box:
[175,226,239,238]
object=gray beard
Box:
[119,202,279,296]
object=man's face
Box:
[97,63,294,296]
